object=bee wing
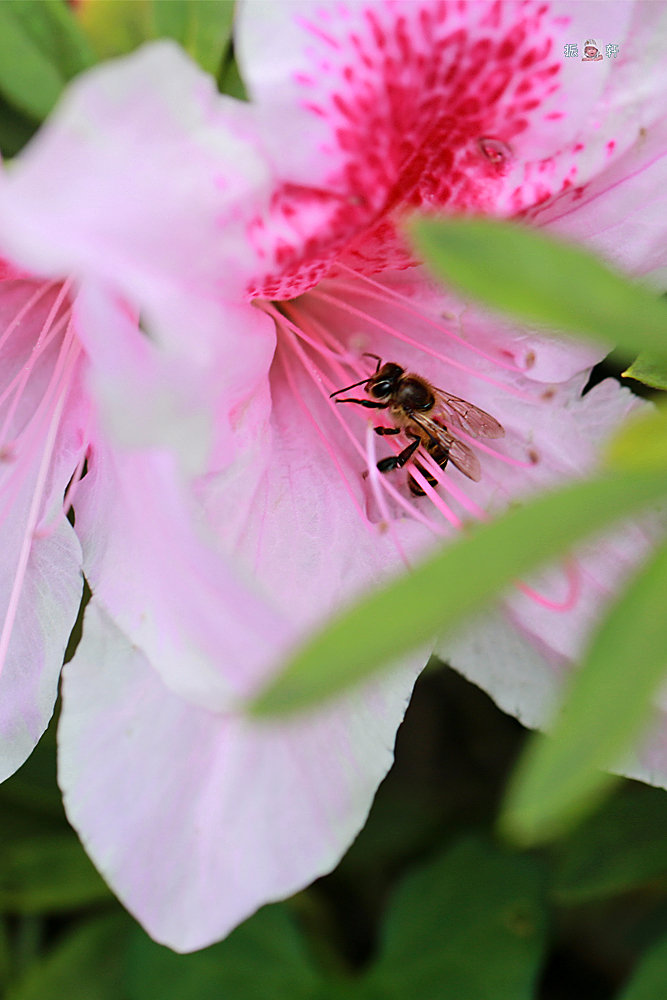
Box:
[434,389,505,439]
[410,413,482,483]
[447,437,482,482]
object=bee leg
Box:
[334,397,388,408]
[377,436,420,473]
[374,426,401,436]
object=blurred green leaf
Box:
[0,918,9,994]
[127,905,326,1000]
[608,407,667,472]
[365,836,547,1000]
[616,932,667,1000]
[552,784,667,904]
[410,218,667,361]
[78,0,152,60]
[0,96,38,158]
[624,353,667,391]
[153,0,234,76]
[251,470,667,716]
[0,0,94,120]
[0,836,111,913]
[6,914,130,1000]
[79,0,234,75]
[219,51,248,100]
[501,538,667,845]
[0,715,61,818]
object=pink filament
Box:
[307,287,532,399]
[0,280,72,448]
[0,316,79,523]
[0,387,67,679]
[515,561,581,612]
[365,424,413,568]
[0,280,57,354]
[331,262,524,373]
[273,317,370,526]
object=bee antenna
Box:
[330,355,382,398]
[329,376,370,398]
[362,352,382,371]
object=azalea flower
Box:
[0,0,665,952]
[0,264,86,781]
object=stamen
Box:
[272,317,371,527]
[0,280,59,354]
[0,312,69,413]
[515,561,581,612]
[375,471,451,535]
[0,279,73,450]
[418,448,487,521]
[451,425,535,470]
[286,299,368,381]
[0,387,67,680]
[258,301,353,368]
[330,261,524,373]
[0,318,80,524]
[406,461,465,530]
[306,287,531,399]
[365,424,413,568]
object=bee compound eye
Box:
[370,380,392,398]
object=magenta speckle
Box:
[249,1,569,300]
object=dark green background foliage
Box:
[5,671,667,1000]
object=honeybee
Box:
[330,354,504,494]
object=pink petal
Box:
[234,1,663,298]
[71,437,295,709]
[0,43,272,346]
[59,602,421,952]
[236,0,627,189]
[0,496,82,781]
[531,116,667,279]
[0,279,86,778]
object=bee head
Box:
[369,362,404,399]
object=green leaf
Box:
[0,0,94,121]
[79,0,234,75]
[366,836,547,1000]
[218,52,248,101]
[153,0,235,76]
[409,218,667,361]
[250,470,667,716]
[624,352,667,391]
[78,0,153,60]
[607,406,667,473]
[0,836,111,913]
[0,918,9,995]
[0,96,38,158]
[6,915,130,1000]
[552,784,667,904]
[126,905,325,1000]
[501,537,667,845]
[616,932,667,1000]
